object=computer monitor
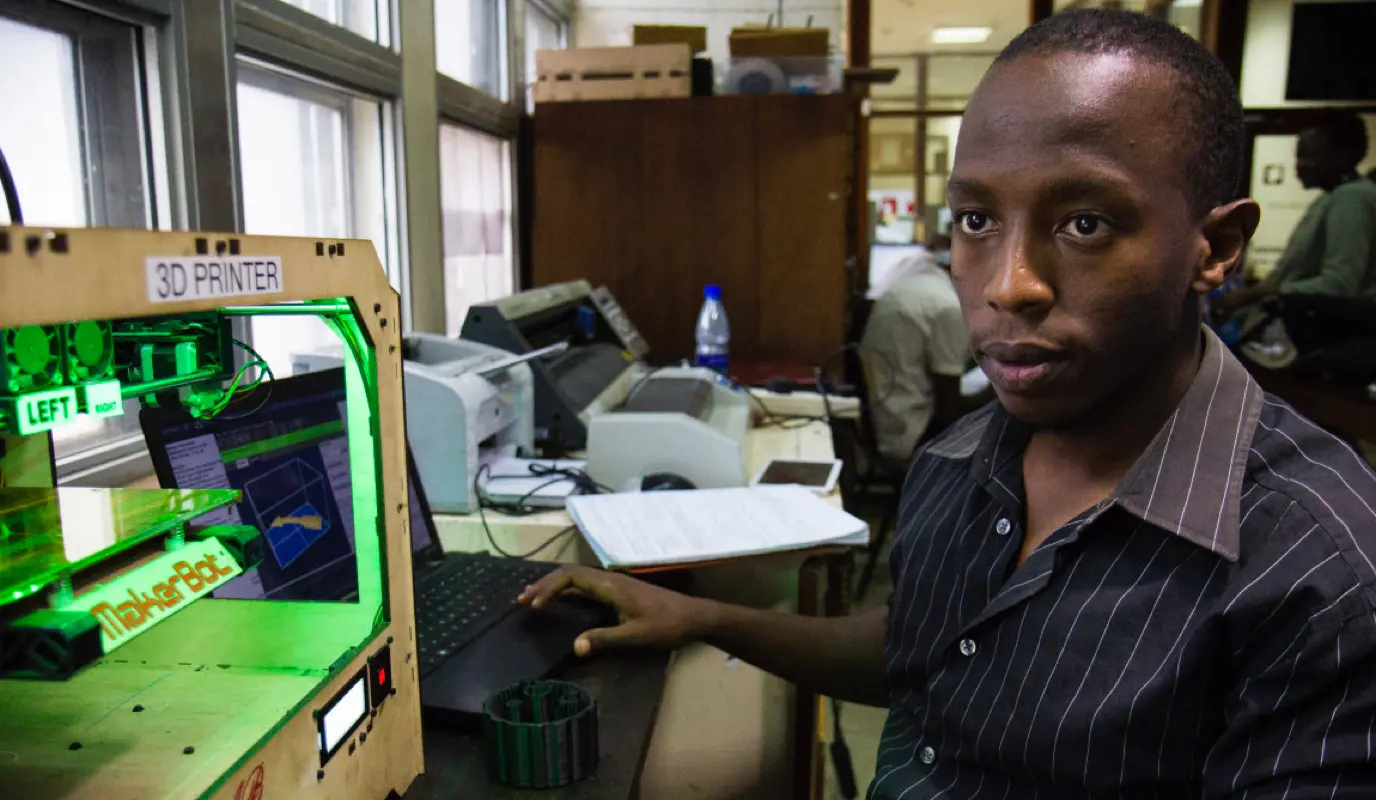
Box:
[142,368,437,601]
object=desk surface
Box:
[405,650,670,800]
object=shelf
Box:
[0,487,240,606]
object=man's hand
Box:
[517,565,709,657]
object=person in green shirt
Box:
[1217,112,1376,315]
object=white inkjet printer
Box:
[292,333,534,513]
[586,366,751,490]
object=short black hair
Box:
[995,9,1243,216]
[1307,111,1369,170]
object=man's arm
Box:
[519,566,890,707]
[1201,606,1376,797]
[1277,189,1376,297]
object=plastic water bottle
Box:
[695,285,731,374]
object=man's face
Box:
[1295,129,1345,190]
[948,53,1205,428]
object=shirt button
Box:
[995,518,1012,536]
[959,638,977,657]
[920,745,937,765]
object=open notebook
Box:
[566,485,869,570]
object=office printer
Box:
[293,333,534,513]
[586,366,751,490]
[461,281,650,449]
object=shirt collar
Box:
[965,327,1262,561]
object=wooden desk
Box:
[1249,366,1376,446]
[406,651,670,800]
[433,411,845,800]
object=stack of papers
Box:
[566,485,869,570]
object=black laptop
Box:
[140,367,608,725]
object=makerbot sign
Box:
[145,255,284,302]
[66,539,243,651]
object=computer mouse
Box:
[639,472,697,492]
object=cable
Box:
[217,338,275,420]
[0,145,23,224]
[472,461,596,559]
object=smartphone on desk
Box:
[750,457,843,494]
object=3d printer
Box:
[0,227,422,799]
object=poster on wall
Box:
[1247,134,1320,279]
[869,189,916,244]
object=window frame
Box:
[0,2,168,485]
[0,1,155,229]
[6,0,527,485]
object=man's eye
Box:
[1064,215,1107,239]
[956,212,990,235]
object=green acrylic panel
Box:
[322,301,384,618]
[0,486,241,606]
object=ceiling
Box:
[871,0,1029,56]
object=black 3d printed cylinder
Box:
[483,680,598,788]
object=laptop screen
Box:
[143,368,436,601]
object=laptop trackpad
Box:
[420,597,610,726]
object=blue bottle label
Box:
[695,352,728,374]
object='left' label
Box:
[145,256,284,302]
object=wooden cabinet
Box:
[531,95,850,367]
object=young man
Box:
[1217,112,1376,314]
[521,11,1376,797]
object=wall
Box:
[1240,0,1373,108]
[571,0,845,68]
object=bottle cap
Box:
[704,285,722,300]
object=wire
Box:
[0,145,23,224]
[217,338,275,420]
[472,461,601,559]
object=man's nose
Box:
[983,229,1054,316]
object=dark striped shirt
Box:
[872,328,1376,799]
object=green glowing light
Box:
[80,379,124,418]
[219,419,344,463]
[13,386,78,435]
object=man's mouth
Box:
[978,341,1070,393]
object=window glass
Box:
[524,3,565,110]
[0,14,146,463]
[279,0,391,46]
[0,17,85,227]
[237,66,396,377]
[439,124,513,336]
[435,0,505,98]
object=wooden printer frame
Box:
[0,227,423,799]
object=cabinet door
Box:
[531,101,644,291]
[634,97,759,363]
[756,95,849,366]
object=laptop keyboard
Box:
[414,555,557,678]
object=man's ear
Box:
[1192,198,1261,294]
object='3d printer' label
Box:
[145,255,284,302]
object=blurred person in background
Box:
[1216,112,1376,315]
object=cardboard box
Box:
[729,27,829,58]
[633,24,708,54]
[533,44,692,103]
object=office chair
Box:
[829,348,907,604]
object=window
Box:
[524,1,566,110]
[0,9,162,477]
[279,0,391,46]
[237,63,399,377]
[435,0,506,98]
[0,18,84,228]
[439,123,513,335]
